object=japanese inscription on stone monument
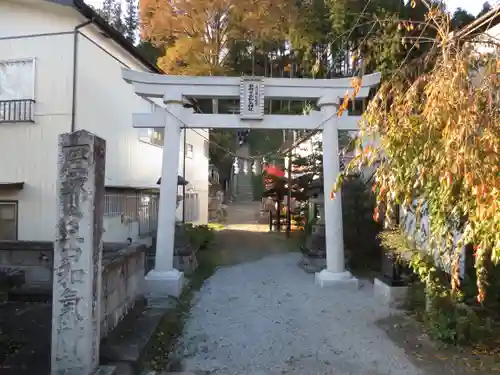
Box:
[51,130,106,375]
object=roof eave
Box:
[47,0,163,74]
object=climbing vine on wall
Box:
[337,4,500,302]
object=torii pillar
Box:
[144,94,184,297]
[315,96,358,288]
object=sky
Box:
[85,0,497,16]
[446,0,494,15]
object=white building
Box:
[456,4,500,55]
[0,0,209,246]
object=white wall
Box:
[177,129,210,224]
[0,0,209,241]
[475,23,500,54]
[102,216,151,246]
[0,1,162,240]
[470,22,500,89]
[0,0,77,37]
[0,1,75,241]
[75,26,162,188]
[103,216,138,243]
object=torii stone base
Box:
[144,269,184,298]
[315,269,359,289]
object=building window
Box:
[149,128,164,146]
[139,128,164,147]
[0,58,36,123]
[0,201,18,240]
[204,140,209,158]
[184,192,199,222]
[0,59,35,100]
[104,192,139,219]
[138,101,164,146]
[186,143,194,158]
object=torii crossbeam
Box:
[122,68,381,297]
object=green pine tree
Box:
[100,0,115,21]
[451,8,475,30]
[477,2,492,17]
[124,0,138,43]
[112,2,126,35]
[136,41,163,65]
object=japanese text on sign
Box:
[240,78,264,120]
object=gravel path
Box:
[177,253,424,375]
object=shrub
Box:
[184,224,215,250]
[382,228,495,345]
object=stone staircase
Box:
[232,144,254,202]
[234,173,254,202]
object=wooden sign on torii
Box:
[122,69,381,297]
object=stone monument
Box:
[172,187,197,274]
[299,198,327,273]
[299,180,352,274]
[51,130,114,375]
[173,223,197,274]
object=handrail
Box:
[0,99,36,123]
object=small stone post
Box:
[51,130,107,375]
[316,200,326,225]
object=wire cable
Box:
[168,108,342,161]
[173,0,378,161]
[167,0,442,162]
[453,3,500,40]
[276,0,377,155]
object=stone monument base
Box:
[298,238,327,274]
[143,269,184,298]
[173,253,198,275]
[297,246,327,274]
[315,269,359,290]
[297,255,326,273]
[373,276,409,308]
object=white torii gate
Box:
[122,69,381,297]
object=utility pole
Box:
[182,128,187,223]
[285,49,294,236]
[286,147,292,236]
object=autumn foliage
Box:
[139,0,296,75]
[341,4,500,302]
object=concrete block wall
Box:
[100,244,146,338]
[0,241,146,339]
[0,242,54,286]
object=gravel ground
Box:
[176,253,424,375]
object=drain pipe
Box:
[182,128,187,223]
[71,20,93,132]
